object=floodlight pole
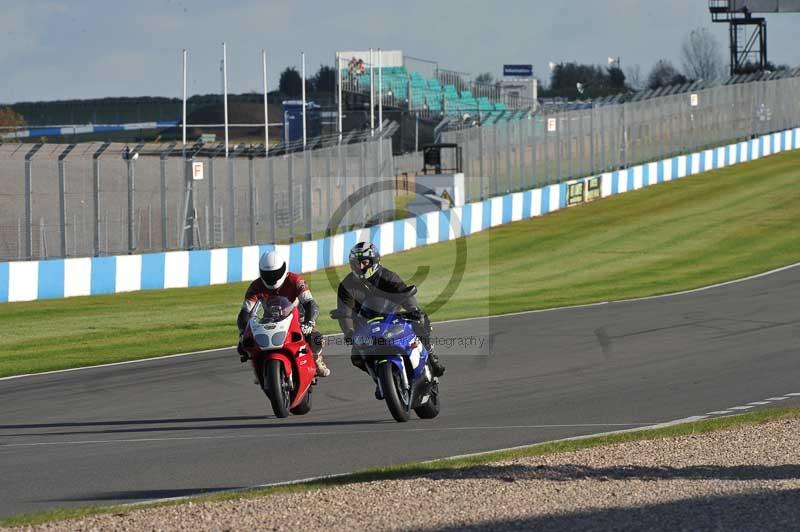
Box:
[223,42,229,158]
[268,50,269,151]
[301,51,307,148]
[378,48,383,132]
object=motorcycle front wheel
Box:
[290,388,312,415]
[414,380,440,419]
[265,359,291,418]
[378,362,410,422]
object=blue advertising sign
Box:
[503,64,533,77]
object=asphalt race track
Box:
[1,264,799,519]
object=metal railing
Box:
[0,133,395,261]
[442,73,800,203]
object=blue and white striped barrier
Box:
[1,121,179,139]
[1,127,798,303]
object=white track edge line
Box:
[3,261,798,382]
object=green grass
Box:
[1,151,799,377]
[4,406,799,527]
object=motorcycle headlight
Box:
[254,334,271,349]
[271,331,287,347]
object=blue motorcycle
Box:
[333,287,440,422]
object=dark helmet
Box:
[349,242,380,280]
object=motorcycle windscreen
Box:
[358,296,403,320]
[252,296,294,323]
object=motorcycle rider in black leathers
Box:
[335,241,445,377]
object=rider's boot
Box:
[315,353,331,377]
[426,342,446,377]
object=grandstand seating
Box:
[343,66,521,121]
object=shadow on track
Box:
[1,416,391,438]
[43,487,243,503]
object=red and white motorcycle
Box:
[241,296,317,418]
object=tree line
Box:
[475,27,791,100]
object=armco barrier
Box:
[1,127,798,303]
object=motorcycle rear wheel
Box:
[378,362,410,422]
[265,359,291,418]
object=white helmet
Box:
[258,250,287,289]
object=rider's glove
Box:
[405,308,423,322]
[301,322,314,335]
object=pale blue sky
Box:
[2,0,798,103]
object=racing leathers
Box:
[335,267,445,377]
[237,272,326,369]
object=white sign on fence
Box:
[192,162,204,180]
[690,93,699,107]
[547,118,557,132]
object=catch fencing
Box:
[2,74,800,263]
[0,137,394,262]
[442,74,800,202]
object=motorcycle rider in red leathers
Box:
[237,250,331,377]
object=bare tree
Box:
[681,28,723,81]
[625,64,643,91]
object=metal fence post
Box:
[567,113,574,180]
[477,125,485,200]
[491,123,499,195]
[556,115,563,183]
[589,108,595,175]
[341,142,348,230]
[248,154,256,245]
[288,151,295,242]
[126,154,136,253]
[360,141,367,224]
[228,154,236,246]
[267,153,276,243]
[530,116,537,189]
[325,146,333,235]
[23,144,42,260]
[304,148,312,240]
[517,118,525,192]
[159,148,170,250]
[208,156,216,247]
[180,154,196,250]
[543,115,550,185]
[505,120,513,192]
[92,143,109,256]
[57,145,75,258]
